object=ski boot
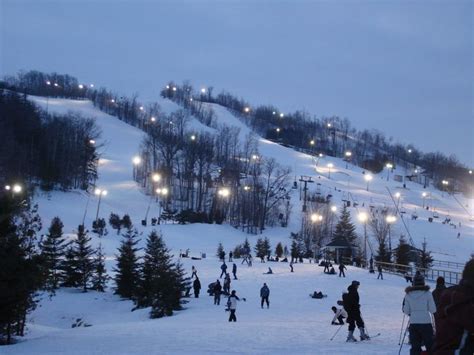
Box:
[359,327,370,341]
[346,331,357,342]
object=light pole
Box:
[386,163,393,181]
[5,184,22,198]
[132,156,141,180]
[94,188,107,223]
[344,151,352,169]
[364,174,373,192]
[155,187,168,223]
[386,215,396,259]
[422,192,427,208]
[327,163,334,179]
[330,205,337,236]
[218,187,231,222]
[310,213,323,260]
[358,212,368,267]
[441,180,449,196]
[394,192,401,212]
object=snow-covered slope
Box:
[7,96,472,354]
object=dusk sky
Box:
[1,0,472,165]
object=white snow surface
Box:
[4,96,473,354]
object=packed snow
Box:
[4,95,472,354]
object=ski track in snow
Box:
[5,95,472,354]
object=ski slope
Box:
[6,95,472,354]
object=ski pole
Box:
[330,324,344,341]
[398,314,406,345]
[398,321,410,355]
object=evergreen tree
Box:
[263,237,271,258]
[121,214,132,230]
[275,242,284,258]
[395,236,411,271]
[254,238,265,261]
[109,213,122,234]
[73,225,94,292]
[417,239,433,270]
[137,231,190,318]
[62,245,80,288]
[16,203,42,258]
[242,238,251,255]
[92,217,107,237]
[40,217,67,291]
[290,239,299,262]
[91,243,109,292]
[114,228,140,299]
[331,206,358,255]
[283,245,289,258]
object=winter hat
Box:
[351,280,360,286]
[413,273,425,286]
[462,259,474,283]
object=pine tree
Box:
[62,245,80,288]
[121,214,132,230]
[395,236,411,271]
[242,238,251,255]
[275,242,284,258]
[109,213,121,234]
[92,217,107,237]
[263,237,271,259]
[74,225,94,292]
[417,239,433,270]
[137,231,190,318]
[290,239,298,262]
[114,228,140,299]
[16,203,42,258]
[331,206,358,253]
[40,217,67,291]
[91,243,109,292]
[255,238,265,261]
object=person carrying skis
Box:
[193,277,201,298]
[232,263,238,280]
[339,262,347,278]
[331,306,348,325]
[228,290,241,322]
[260,283,270,309]
[402,273,436,354]
[377,264,383,280]
[220,262,228,278]
[343,280,370,342]
[433,259,474,354]
[213,280,222,305]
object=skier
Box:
[228,251,233,262]
[339,262,347,278]
[260,283,270,309]
[432,259,474,354]
[343,280,370,342]
[223,273,231,295]
[402,273,436,354]
[232,263,238,280]
[331,306,348,325]
[228,290,241,322]
[290,261,294,272]
[213,280,222,305]
[191,265,197,279]
[220,262,228,278]
[432,276,446,309]
[377,264,383,280]
[193,277,201,298]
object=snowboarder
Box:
[193,277,201,298]
[339,262,347,278]
[227,290,241,322]
[402,273,436,354]
[290,261,294,272]
[213,280,222,305]
[228,251,233,262]
[220,262,228,278]
[232,263,238,280]
[377,264,383,280]
[331,306,348,325]
[260,283,270,309]
[265,267,273,274]
[191,265,197,279]
[343,280,370,342]
[432,259,474,354]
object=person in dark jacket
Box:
[433,260,474,354]
[223,273,231,295]
[213,280,222,305]
[232,263,238,280]
[339,262,347,277]
[432,276,446,309]
[344,280,369,342]
[260,283,270,308]
[193,277,201,298]
[228,251,233,262]
[220,262,227,278]
[377,264,383,280]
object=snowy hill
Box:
[5,95,472,354]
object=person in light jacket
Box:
[331,306,348,325]
[228,290,241,322]
[402,273,436,355]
